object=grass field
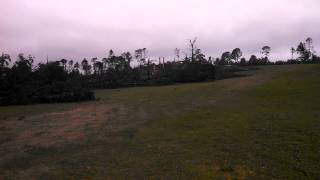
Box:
[0,64,319,179]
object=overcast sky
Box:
[1,0,319,62]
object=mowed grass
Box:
[135,66,320,179]
[0,65,319,179]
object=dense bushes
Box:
[0,57,94,105]
[173,61,216,83]
[146,61,216,85]
[30,80,94,103]
[86,61,218,87]
[2,36,319,105]
[0,53,221,105]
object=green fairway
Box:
[0,65,319,179]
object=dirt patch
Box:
[0,102,114,164]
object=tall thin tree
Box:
[174,48,180,62]
[188,37,197,62]
[290,47,296,60]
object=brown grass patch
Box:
[0,102,114,163]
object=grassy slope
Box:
[0,65,319,179]
[136,66,320,179]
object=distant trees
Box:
[261,46,271,59]
[294,38,316,62]
[221,52,232,65]
[216,46,274,66]
[231,48,242,63]
[291,47,296,60]
[135,48,147,66]
[105,52,129,71]
[0,53,11,68]
[122,52,132,66]
[188,38,197,62]
[91,57,97,64]
[0,54,12,104]
[1,36,319,105]
[0,54,93,105]
[81,59,91,75]
[91,57,102,75]
[296,42,308,61]
[68,60,74,72]
[306,37,315,59]
[240,58,247,66]
[60,59,67,71]
[296,41,311,62]
[248,55,259,65]
[214,58,220,65]
[195,49,206,62]
[74,62,80,72]
[108,49,114,58]
[307,38,317,61]
[174,48,180,61]
[216,48,243,65]
[93,61,103,75]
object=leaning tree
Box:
[261,46,271,59]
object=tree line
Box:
[213,38,319,66]
[0,37,319,105]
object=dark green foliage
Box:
[296,42,310,61]
[248,55,259,65]
[275,60,286,65]
[247,55,270,66]
[94,57,214,89]
[0,59,94,105]
[83,52,218,88]
[0,51,222,105]
[239,57,247,66]
[1,37,318,105]
[231,48,242,62]
[312,55,320,63]
[220,52,232,65]
[261,46,271,58]
[169,61,215,83]
[31,80,94,103]
[295,38,316,63]
[0,53,11,68]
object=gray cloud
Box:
[1,0,320,62]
